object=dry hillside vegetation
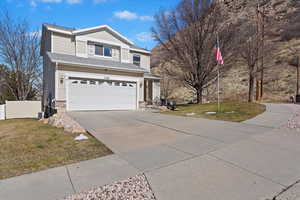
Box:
[151,0,300,103]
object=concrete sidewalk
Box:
[1,103,299,200]
[243,103,293,128]
[0,155,140,200]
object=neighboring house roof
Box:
[43,23,76,32]
[43,23,150,54]
[144,73,161,80]
[47,52,147,73]
[130,45,151,54]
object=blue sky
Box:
[1,0,180,50]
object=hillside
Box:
[151,0,300,103]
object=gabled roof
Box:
[72,25,134,45]
[43,23,134,45]
[43,23,76,32]
[47,52,147,73]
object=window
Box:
[95,45,103,56]
[133,54,141,66]
[122,82,127,87]
[89,80,96,85]
[104,47,112,57]
[98,80,105,85]
[114,82,120,86]
[80,80,87,84]
[95,44,112,57]
[106,81,113,86]
[71,80,78,84]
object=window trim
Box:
[133,54,141,66]
[94,44,113,58]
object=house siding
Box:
[52,32,75,55]
[129,51,150,72]
[84,30,128,46]
[43,55,56,108]
[44,30,52,52]
[76,40,87,56]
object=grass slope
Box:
[0,119,112,180]
[163,101,266,122]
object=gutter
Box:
[54,60,147,74]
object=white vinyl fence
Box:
[0,105,5,120]
[5,101,41,119]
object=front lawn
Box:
[0,119,112,180]
[163,101,266,122]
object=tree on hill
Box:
[287,44,300,95]
[0,12,41,101]
[152,0,237,103]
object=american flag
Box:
[216,38,224,65]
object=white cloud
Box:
[66,0,82,4]
[114,10,138,20]
[30,0,37,7]
[28,0,83,7]
[114,10,153,21]
[40,0,62,2]
[93,0,107,3]
[135,32,153,43]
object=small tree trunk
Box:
[248,73,255,102]
[297,56,300,95]
[196,88,203,104]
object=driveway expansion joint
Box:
[65,166,77,194]
[134,118,226,144]
[208,154,287,188]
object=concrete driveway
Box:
[67,104,300,200]
[2,104,300,200]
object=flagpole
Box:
[217,33,220,112]
[217,62,220,112]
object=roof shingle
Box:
[47,52,147,73]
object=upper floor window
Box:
[133,54,141,66]
[95,44,112,57]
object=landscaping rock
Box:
[64,174,156,200]
[159,106,168,112]
[43,113,86,134]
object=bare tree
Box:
[152,0,237,103]
[236,21,262,102]
[0,12,41,101]
[288,45,300,94]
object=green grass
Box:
[0,119,112,180]
[163,101,266,122]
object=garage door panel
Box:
[68,80,137,111]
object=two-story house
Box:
[40,24,160,111]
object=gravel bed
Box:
[64,174,156,200]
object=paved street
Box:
[1,103,299,200]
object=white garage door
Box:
[67,79,137,111]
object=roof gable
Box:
[73,25,133,45]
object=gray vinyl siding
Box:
[44,30,52,52]
[43,55,56,107]
[52,32,75,55]
[129,51,150,72]
[84,30,128,46]
[76,40,87,56]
